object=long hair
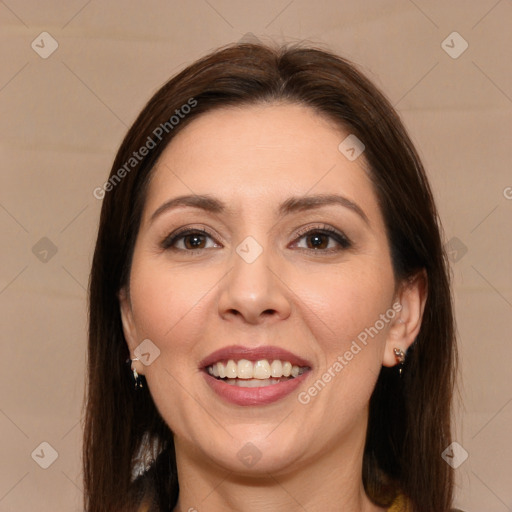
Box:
[84,41,457,512]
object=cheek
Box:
[291,259,395,348]
[128,257,216,346]
[292,266,395,432]
[290,259,395,414]
[127,259,220,436]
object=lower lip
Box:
[202,371,310,406]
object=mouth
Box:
[205,359,309,387]
[199,345,312,405]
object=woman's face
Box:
[120,103,414,476]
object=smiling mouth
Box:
[205,358,310,388]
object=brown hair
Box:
[84,41,457,512]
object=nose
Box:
[217,240,292,325]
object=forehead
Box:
[142,103,379,223]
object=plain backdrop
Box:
[1,1,511,511]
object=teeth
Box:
[253,360,271,379]
[224,378,285,387]
[216,362,225,378]
[237,359,253,379]
[225,360,237,378]
[206,359,307,380]
[282,361,292,377]
[270,360,282,377]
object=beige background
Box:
[1,1,511,510]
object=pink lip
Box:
[199,344,312,406]
[202,371,311,406]
[199,344,312,369]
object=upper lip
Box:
[199,344,312,369]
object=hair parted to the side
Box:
[84,41,457,512]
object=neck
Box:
[171,421,386,512]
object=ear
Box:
[118,287,140,357]
[382,269,428,367]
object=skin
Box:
[119,103,427,512]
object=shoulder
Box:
[387,492,409,512]
[387,494,466,512]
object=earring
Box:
[393,347,405,376]
[130,357,144,389]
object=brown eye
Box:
[161,229,219,251]
[293,225,352,253]
[304,232,331,250]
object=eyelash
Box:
[161,224,352,255]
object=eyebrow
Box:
[149,193,370,225]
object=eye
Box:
[291,224,352,253]
[161,224,352,254]
[161,228,219,252]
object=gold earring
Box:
[393,347,405,375]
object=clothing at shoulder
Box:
[387,493,465,512]
[387,492,411,512]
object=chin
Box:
[202,436,306,476]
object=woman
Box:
[84,41,458,512]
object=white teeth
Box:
[224,378,284,387]
[253,360,271,379]
[206,359,307,380]
[270,360,282,377]
[216,362,226,378]
[237,359,253,379]
[225,359,237,378]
